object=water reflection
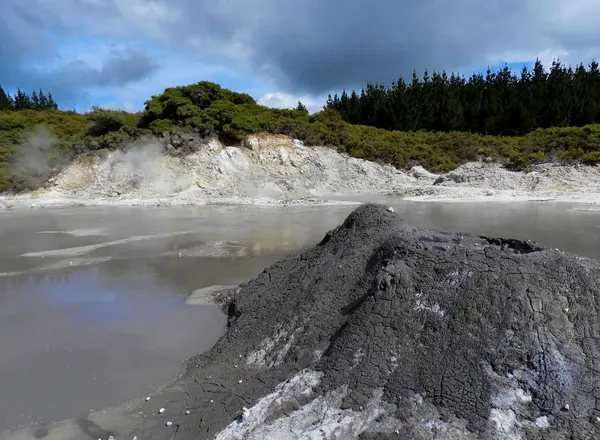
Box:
[1,201,600,431]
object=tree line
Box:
[325,59,600,136]
[0,85,58,111]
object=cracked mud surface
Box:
[23,203,600,439]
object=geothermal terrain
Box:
[3,134,600,440]
[2,133,600,210]
[5,204,600,440]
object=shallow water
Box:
[0,201,600,432]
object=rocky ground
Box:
[2,133,600,209]
[10,203,600,440]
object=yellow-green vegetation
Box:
[2,80,600,193]
[0,107,144,191]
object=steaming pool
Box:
[1,199,600,433]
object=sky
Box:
[1,0,599,114]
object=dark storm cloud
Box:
[0,4,55,81]
[1,0,599,100]
[146,0,598,93]
[67,49,158,87]
[0,0,156,101]
[157,0,558,92]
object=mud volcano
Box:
[131,204,600,440]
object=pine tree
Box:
[0,85,11,110]
[31,90,40,109]
[588,60,600,124]
[38,89,49,108]
[0,85,59,111]
[323,59,600,135]
[325,94,334,110]
[47,92,58,109]
[295,101,308,113]
[14,88,31,110]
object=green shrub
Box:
[3,80,600,193]
[86,108,141,136]
[582,151,600,165]
[149,119,174,136]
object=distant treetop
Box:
[325,59,600,136]
[0,85,58,111]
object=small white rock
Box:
[145,396,151,401]
[133,437,138,440]
[185,410,191,415]
[238,380,243,383]
[166,421,173,426]
[159,408,165,414]
[210,400,214,403]
[387,206,394,213]
[596,416,600,422]
[564,404,570,411]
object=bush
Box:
[149,119,174,136]
[3,80,600,194]
[86,108,140,136]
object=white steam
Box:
[62,136,196,198]
[103,137,194,196]
[12,127,61,177]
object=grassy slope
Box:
[1,80,600,193]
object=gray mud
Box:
[9,204,600,439]
[186,285,239,307]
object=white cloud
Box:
[4,0,600,110]
[88,56,243,112]
[73,0,599,93]
[112,0,183,39]
[258,92,324,114]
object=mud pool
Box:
[1,200,600,433]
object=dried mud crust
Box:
[124,204,600,439]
